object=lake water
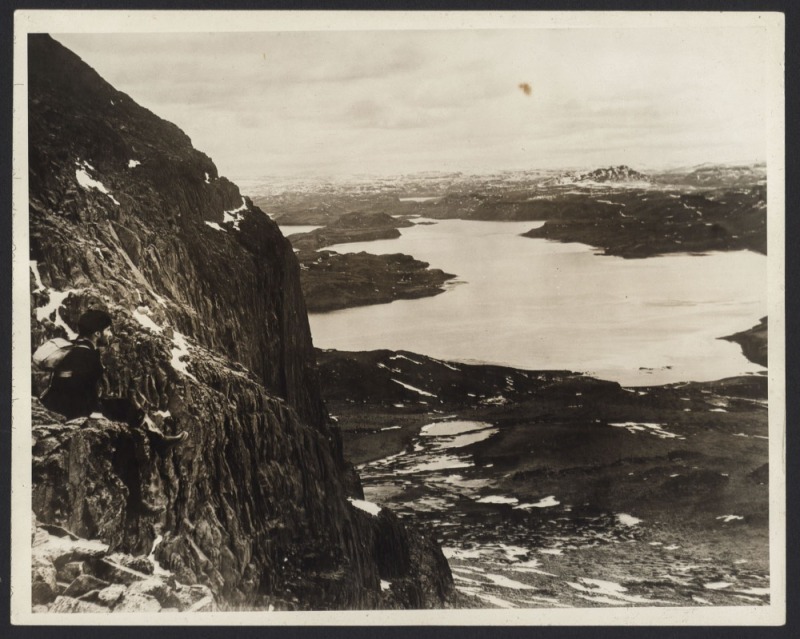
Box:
[307,219,767,386]
[278,224,322,236]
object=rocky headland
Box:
[520,187,766,258]
[298,250,455,313]
[285,211,455,312]
[27,34,454,612]
[722,318,768,368]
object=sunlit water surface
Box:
[308,219,766,385]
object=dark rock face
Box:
[28,34,453,611]
[29,34,324,427]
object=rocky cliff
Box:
[27,34,453,612]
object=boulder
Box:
[97,584,128,607]
[49,596,108,613]
[31,554,58,605]
[113,591,162,613]
[63,574,111,598]
[58,561,88,583]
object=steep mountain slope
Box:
[27,34,453,611]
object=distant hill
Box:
[654,163,767,188]
[545,165,651,186]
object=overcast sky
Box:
[53,27,770,181]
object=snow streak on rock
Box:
[391,378,436,397]
[170,331,198,381]
[222,197,248,230]
[75,161,120,205]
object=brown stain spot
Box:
[518,82,532,97]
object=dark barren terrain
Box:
[317,347,770,608]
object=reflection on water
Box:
[309,219,766,385]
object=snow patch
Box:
[475,495,519,505]
[482,572,536,590]
[29,261,45,292]
[205,221,227,232]
[170,331,198,381]
[514,495,560,509]
[431,357,460,371]
[567,577,668,604]
[609,421,683,440]
[380,580,391,592]
[704,581,733,590]
[716,515,744,523]
[148,535,172,578]
[35,287,80,339]
[390,353,425,366]
[396,455,472,474]
[421,421,491,437]
[735,587,770,596]
[616,513,642,527]
[391,378,436,397]
[348,497,382,517]
[380,425,401,431]
[75,163,120,205]
[133,307,163,334]
[434,429,497,450]
[128,159,140,168]
[443,547,488,560]
[222,197,248,230]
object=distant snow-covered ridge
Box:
[544,165,651,187]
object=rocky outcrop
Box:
[283,211,454,312]
[299,251,455,313]
[521,186,766,257]
[31,511,216,613]
[722,317,768,367]
[27,34,453,611]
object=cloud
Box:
[52,27,770,179]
